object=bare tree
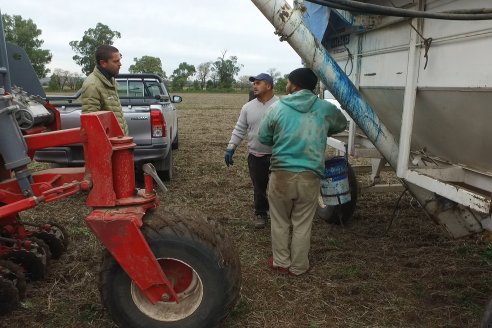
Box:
[236,75,251,90]
[53,68,71,90]
[66,72,83,90]
[196,62,212,90]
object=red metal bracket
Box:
[85,207,177,304]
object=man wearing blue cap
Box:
[224,73,278,228]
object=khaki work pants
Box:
[268,170,320,275]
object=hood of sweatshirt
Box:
[278,89,318,113]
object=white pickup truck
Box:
[34,73,181,180]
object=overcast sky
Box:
[1,0,301,78]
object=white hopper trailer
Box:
[251,0,492,324]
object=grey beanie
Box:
[288,68,318,91]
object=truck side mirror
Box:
[171,95,182,103]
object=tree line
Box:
[2,14,288,93]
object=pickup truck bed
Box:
[34,73,181,180]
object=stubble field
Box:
[2,92,492,328]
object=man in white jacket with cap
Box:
[224,73,278,228]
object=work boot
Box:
[253,214,267,229]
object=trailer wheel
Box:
[99,208,241,328]
[481,297,492,328]
[317,163,358,225]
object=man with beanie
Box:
[225,73,279,228]
[258,67,347,276]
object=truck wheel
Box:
[317,163,358,225]
[172,131,179,150]
[99,207,241,328]
[157,150,173,181]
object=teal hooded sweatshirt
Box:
[258,89,347,177]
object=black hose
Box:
[306,0,492,20]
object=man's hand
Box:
[224,148,235,166]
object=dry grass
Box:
[2,93,492,328]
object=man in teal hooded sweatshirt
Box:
[258,67,347,276]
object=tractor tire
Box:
[317,163,358,225]
[0,260,26,300]
[33,224,68,260]
[99,207,241,328]
[0,275,19,316]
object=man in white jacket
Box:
[224,73,278,228]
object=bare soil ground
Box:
[2,92,492,328]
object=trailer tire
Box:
[317,163,358,225]
[481,297,492,328]
[99,207,241,328]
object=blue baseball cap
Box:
[249,73,274,86]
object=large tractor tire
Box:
[99,207,241,328]
[317,163,358,225]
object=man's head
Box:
[96,45,121,77]
[286,68,318,94]
[249,73,274,99]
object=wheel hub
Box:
[130,257,203,321]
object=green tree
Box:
[69,23,121,76]
[274,74,289,95]
[170,62,196,91]
[129,56,166,78]
[47,74,61,91]
[212,51,242,89]
[2,14,52,78]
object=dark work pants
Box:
[247,153,271,216]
